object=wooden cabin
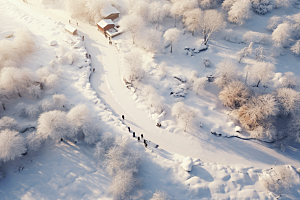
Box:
[97,19,115,33]
[65,25,77,35]
[102,5,120,21]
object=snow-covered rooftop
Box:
[64,24,77,33]
[102,5,120,17]
[97,19,114,28]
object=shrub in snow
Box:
[242,31,270,45]
[27,84,42,99]
[193,77,207,96]
[273,0,293,9]
[199,0,219,9]
[0,39,17,69]
[172,102,197,132]
[233,94,278,132]
[170,0,198,27]
[52,94,69,110]
[0,129,26,163]
[119,14,145,44]
[181,157,193,172]
[122,49,144,82]
[272,23,292,47]
[267,16,284,30]
[138,28,162,53]
[203,57,210,67]
[260,165,298,196]
[13,28,35,57]
[155,62,168,79]
[245,62,276,87]
[219,80,251,109]
[49,40,58,46]
[236,42,253,63]
[94,133,116,160]
[214,60,238,88]
[163,28,180,53]
[26,105,41,119]
[222,0,238,11]
[255,46,266,61]
[289,116,300,143]
[280,72,299,89]
[26,131,42,154]
[36,110,69,140]
[38,99,54,112]
[150,190,170,200]
[67,104,101,144]
[228,0,252,25]
[251,0,273,15]
[65,51,79,65]
[235,126,242,133]
[221,29,243,43]
[16,102,27,118]
[291,40,300,56]
[276,88,300,116]
[0,117,18,131]
[141,85,164,114]
[198,9,224,45]
[148,1,167,26]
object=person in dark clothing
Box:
[82,36,84,41]
[69,20,70,23]
[86,53,88,58]
[89,54,91,59]
[138,136,140,141]
[93,68,95,73]
[122,115,124,120]
[77,22,78,26]
[61,138,63,141]
[141,134,143,139]
[133,132,135,137]
[144,142,147,148]
[128,127,130,132]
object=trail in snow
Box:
[8,0,300,169]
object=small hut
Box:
[102,5,120,20]
[97,19,115,33]
[65,25,77,35]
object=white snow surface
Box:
[0,0,300,199]
[181,156,193,172]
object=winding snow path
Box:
[8,0,300,168]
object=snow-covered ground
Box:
[1,0,300,199]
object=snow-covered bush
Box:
[219,80,251,109]
[119,14,145,44]
[52,94,69,110]
[122,49,144,82]
[233,94,278,132]
[221,29,243,43]
[183,8,202,36]
[67,104,101,144]
[155,61,168,79]
[36,110,69,140]
[16,102,27,118]
[255,46,266,61]
[172,102,198,132]
[16,103,40,119]
[163,28,181,53]
[276,88,300,116]
[65,51,79,65]
[245,62,276,87]
[148,1,167,25]
[214,60,238,88]
[260,165,298,196]
[170,0,198,27]
[27,84,42,99]
[272,23,292,47]
[150,190,170,200]
[289,116,300,143]
[38,99,54,112]
[0,117,18,131]
[13,28,35,56]
[138,28,162,53]
[267,15,285,30]
[0,129,26,163]
[291,40,300,56]
[26,131,42,154]
[228,0,252,25]
[236,42,253,63]
[280,72,299,89]
[242,31,270,44]
[251,0,273,15]
[94,133,116,160]
[193,77,207,95]
[222,0,238,11]
[140,85,164,114]
[203,57,210,67]
[199,0,219,9]
[273,0,293,9]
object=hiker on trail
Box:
[144,140,147,148]
[93,68,95,73]
[141,134,143,139]
[122,115,124,120]
[86,53,88,58]
[133,132,135,137]
[77,22,78,26]
[156,123,161,127]
[138,136,140,141]
[69,20,70,23]
[82,36,84,41]
[89,54,91,59]
[128,127,130,132]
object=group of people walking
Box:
[122,115,148,148]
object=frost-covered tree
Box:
[236,42,253,63]
[255,46,266,61]
[36,110,69,140]
[150,190,170,200]
[94,133,116,160]
[85,0,109,23]
[228,0,252,25]
[0,39,17,69]
[280,72,298,89]
[65,51,79,65]
[276,88,300,116]
[246,62,276,87]
[65,0,87,19]
[148,1,166,26]
[193,77,207,95]
[155,62,168,79]
[233,94,278,131]
[274,0,293,9]
[67,104,101,144]
[13,28,35,56]
[170,0,198,27]
[267,16,283,30]
[214,59,238,88]
[172,102,197,132]
[198,9,224,45]
[27,84,42,99]
[0,129,26,163]
[52,94,69,110]
[272,23,292,47]
[119,14,145,44]
[203,57,210,67]
[219,80,250,109]
[26,131,42,154]
[183,8,201,36]
[291,40,300,56]
[139,28,162,53]
[141,85,164,114]
[222,0,238,11]
[163,28,180,53]
[0,117,18,131]
[122,49,144,82]
[199,0,219,9]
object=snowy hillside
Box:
[1,0,300,199]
